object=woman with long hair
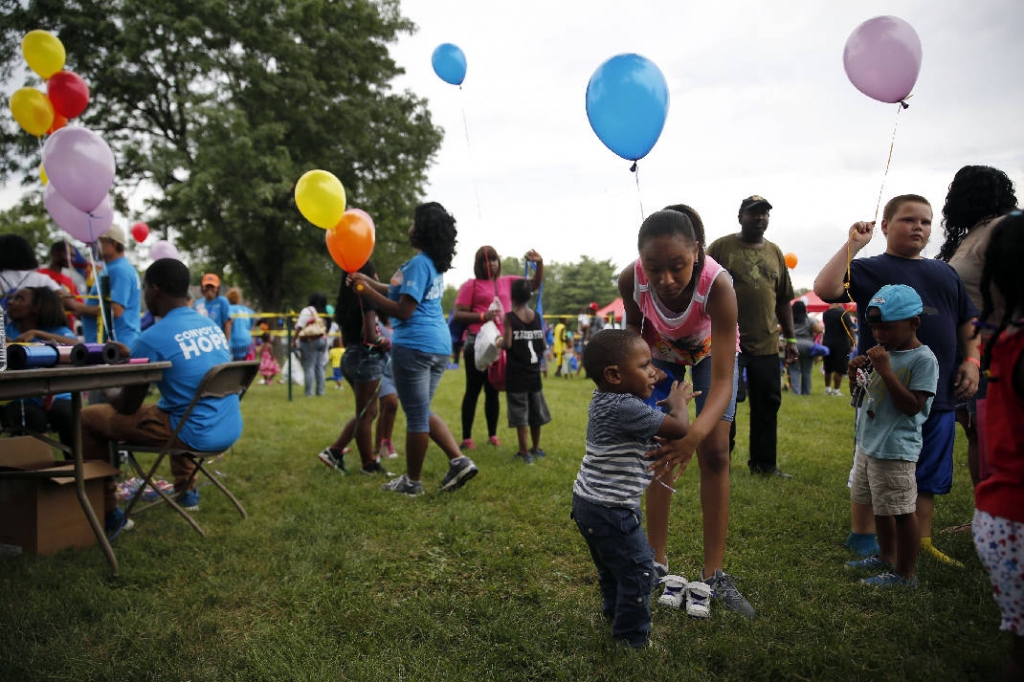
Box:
[451,245,543,449]
[349,202,478,495]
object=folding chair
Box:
[120,361,259,537]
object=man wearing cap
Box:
[195,273,232,339]
[708,196,798,478]
[69,224,142,348]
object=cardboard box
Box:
[0,436,119,555]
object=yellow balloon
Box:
[40,163,48,186]
[21,30,66,80]
[10,88,55,137]
[295,170,346,229]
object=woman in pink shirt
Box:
[451,246,543,449]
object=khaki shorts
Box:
[850,447,917,516]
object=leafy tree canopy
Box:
[0,0,443,312]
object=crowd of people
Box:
[2,168,1023,675]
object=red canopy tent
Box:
[791,291,854,313]
[595,297,624,322]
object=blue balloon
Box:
[432,43,467,86]
[585,54,670,162]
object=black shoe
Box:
[750,466,793,479]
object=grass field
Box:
[0,368,1008,681]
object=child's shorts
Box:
[850,447,917,516]
[332,367,343,381]
[973,509,1024,635]
[507,390,552,428]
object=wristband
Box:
[785,338,797,344]
[479,312,485,322]
[965,356,981,368]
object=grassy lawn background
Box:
[0,368,1005,681]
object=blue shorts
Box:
[916,409,956,495]
[391,345,448,432]
[379,355,396,398]
[341,345,385,385]
[648,356,737,422]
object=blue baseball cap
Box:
[867,284,923,322]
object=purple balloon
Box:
[42,126,116,213]
[843,16,922,104]
[150,240,181,261]
[44,183,113,242]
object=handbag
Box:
[298,307,327,338]
[487,349,507,391]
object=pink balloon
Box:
[150,240,181,261]
[843,16,922,104]
[345,208,375,231]
[41,126,116,213]
[44,183,113,242]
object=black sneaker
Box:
[750,466,793,479]
[705,569,755,619]
[361,459,395,477]
[439,456,478,492]
[317,447,348,475]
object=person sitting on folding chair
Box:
[80,258,243,533]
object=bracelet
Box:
[785,338,797,344]
[965,356,981,368]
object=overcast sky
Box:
[4,0,1022,299]
[387,0,1024,293]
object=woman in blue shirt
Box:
[349,203,478,496]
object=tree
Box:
[542,256,619,317]
[0,0,442,312]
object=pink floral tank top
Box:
[633,255,739,366]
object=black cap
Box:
[739,195,772,212]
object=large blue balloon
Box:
[585,54,670,162]
[432,43,467,86]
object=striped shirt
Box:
[572,391,665,508]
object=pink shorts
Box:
[973,509,1024,635]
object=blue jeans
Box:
[298,337,327,396]
[649,355,738,422]
[571,495,655,647]
[787,351,814,395]
[391,345,448,432]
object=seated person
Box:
[1,287,78,447]
[80,259,243,532]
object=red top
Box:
[976,328,1024,523]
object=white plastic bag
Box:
[285,352,305,386]
[474,320,501,371]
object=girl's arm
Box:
[954,318,981,401]
[617,265,642,334]
[12,329,80,344]
[648,274,737,480]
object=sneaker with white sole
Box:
[381,473,424,496]
[440,456,478,492]
[317,446,349,475]
[685,579,712,618]
[705,569,755,619]
[657,574,687,609]
[861,571,917,588]
[845,555,890,571]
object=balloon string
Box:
[871,101,907,224]
[458,88,484,222]
[631,162,645,223]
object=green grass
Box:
[0,370,1007,681]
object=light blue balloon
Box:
[585,54,670,162]
[431,43,467,86]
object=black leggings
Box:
[461,337,499,440]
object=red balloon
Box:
[325,210,375,272]
[47,70,90,119]
[130,222,150,242]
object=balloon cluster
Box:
[9,30,117,244]
[294,170,375,273]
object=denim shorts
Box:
[341,344,386,385]
[379,356,396,398]
[649,355,738,422]
[391,345,448,432]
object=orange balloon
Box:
[784,252,798,269]
[47,112,67,134]
[325,209,375,272]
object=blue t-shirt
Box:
[573,391,665,508]
[836,254,977,412]
[195,295,231,331]
[81,256,141,347]
[228,304,255,351]
[387,252,450,355]
[130,306,242,452]
[855,344,939,461]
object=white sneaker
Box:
[685,580,712,618]
[657,574,687,608]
